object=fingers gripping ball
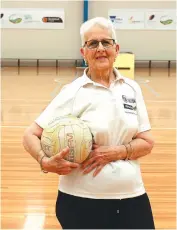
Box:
[41,116,93,163]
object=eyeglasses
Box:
[84,39,115,49]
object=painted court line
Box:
[1,99,51,102]
[146,101,176,103]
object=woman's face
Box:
[80,26,119,71]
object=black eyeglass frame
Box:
[83,39,116,49]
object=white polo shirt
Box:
[35,68,151,199]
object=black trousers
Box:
[56,191,155,229]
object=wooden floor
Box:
[1,66,176,229]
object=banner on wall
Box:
[0,8,64,29]
[108,9,145,30]
[108,9,176,30]
[145,10,176,30]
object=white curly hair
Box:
[80,17,117,46]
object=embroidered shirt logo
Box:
[124,104,137,111]
[122,95,136,103]
[122,95,137,114]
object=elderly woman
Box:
[23,17,155,229]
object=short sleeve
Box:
[135,83,151,133]
[35,85,74,129]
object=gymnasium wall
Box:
[89,1,176,61]
[1,1,176,60]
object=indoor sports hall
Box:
[1,0,176,229]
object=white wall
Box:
[89,1,176,60]
[1,1,176,60]
[2,1,83,59]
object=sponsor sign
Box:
[0,8,64,29]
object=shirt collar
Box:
[81,67,124,86]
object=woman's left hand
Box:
[81,144,126,177]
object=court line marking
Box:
[0,125,176,130]
[146,101,176,103]
[1,99,50,102]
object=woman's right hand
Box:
[41,147,80,175]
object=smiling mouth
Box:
[96,56,107,59]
